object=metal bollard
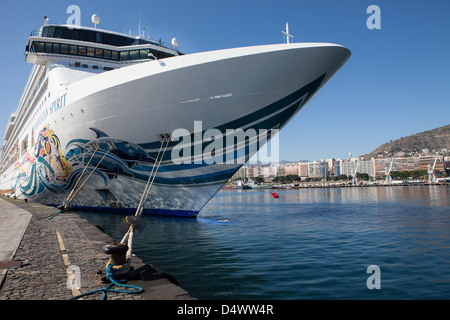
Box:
[103,243,128,266]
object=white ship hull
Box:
[1,42,350,217]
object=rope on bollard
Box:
[69,263,143,300]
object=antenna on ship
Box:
[44,16,49,25]
[282,22,294,44]
[91,14,100,28]
[138,14,142,37]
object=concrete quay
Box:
[0,196,195,300]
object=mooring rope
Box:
[134,135,171,217]
[115,135,170,279]
[69,263,143,300]
[60,143,114,211]
[64,145,99,205]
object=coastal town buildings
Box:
[232,151,449,182]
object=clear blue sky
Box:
[2,0,449,161]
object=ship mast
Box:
[282,22,294,44]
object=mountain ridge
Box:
[365,124,450,159]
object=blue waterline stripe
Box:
[67,205,199,218]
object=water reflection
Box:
[79,185,450,299]
[223,186,450,207]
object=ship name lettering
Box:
[49,93,67,114]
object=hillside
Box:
[365,124,450,159]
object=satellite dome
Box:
[91,14,100,26]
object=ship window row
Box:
[38,25,153,47]
[30,41,175,61]
[69,61,115,71]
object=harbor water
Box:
[79,186,450,300]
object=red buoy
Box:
[270,192,279,199]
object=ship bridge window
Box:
[38,25,162,47]
[96,32,103,43]
[29,40,174,62]
[47,26,55,37]
[45,42,52,53]
[52,43,60,54]
[78,46,87,56]
[70,45,78,55]
[130,50,139,60]
[95,48,103,58]
[79,29,88,42]
[62,28,71,39]
[71,29,79,40]
[87,47,95,57]
[88,31,96,43]
[140,49,149,59]
[54,27,63,38]
[61,44,69,54]
[34,42,44,52]
[120,51,129,61]
[103,49,111,59]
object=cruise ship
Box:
[0,17,350,217]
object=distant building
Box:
[284,164,299,176]
[444,156,450,175]
[335,159,341,176]
[299,163,309,179]
[339,158,375,178]
[229,151,448,183]
[308,160,328,179]
[373,155,446,179]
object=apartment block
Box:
[373,155,445,178]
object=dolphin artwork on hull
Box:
[88,128,156,166]
[65,128,157,181]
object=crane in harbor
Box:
[427,154,439,184]
[385,157,396,184]
[351,159,359,185]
